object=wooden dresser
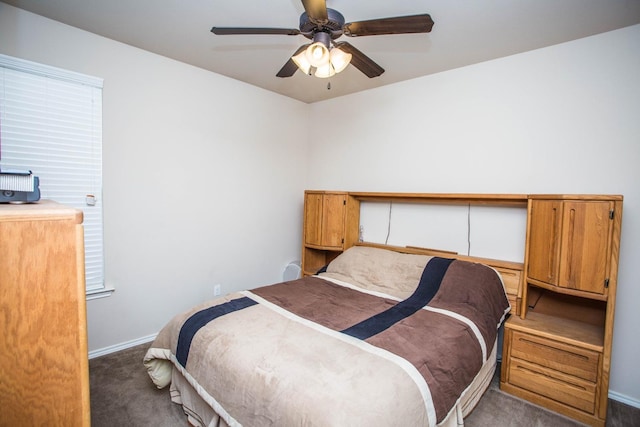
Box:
[500,195,623,426]
[0,201,91,426]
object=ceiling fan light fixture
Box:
[329,47,352,74]
[293,45,351,77]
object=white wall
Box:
[307,25,640,404]
[0,4,309,351]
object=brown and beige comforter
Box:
[144,249,510,427]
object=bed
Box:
[144,245,516,427]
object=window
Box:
[0,54,106,297]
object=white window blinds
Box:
[0,54,104,294]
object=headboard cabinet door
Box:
[301,191,359,276]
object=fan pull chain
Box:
[327,80,331,90]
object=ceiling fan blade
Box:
[301,0,328,24]
[334,42,384,78]
[276,45,309,78]
[211,27,301,36]
[343,14,434,37]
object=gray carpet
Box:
[90,343,640,426]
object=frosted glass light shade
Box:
[292,50,312,75]
[329,48,352,73]
[314,63,336,78]
[305,42,330,68]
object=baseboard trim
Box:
[88,333,157,359]
[609,391,640,409]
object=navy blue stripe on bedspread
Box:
[341,257,454,340]
[176,297,258,367]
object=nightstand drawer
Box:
[509,358,596,414]
[494,266,521,315]
[511,331,599,382]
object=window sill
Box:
[86,287,115,301]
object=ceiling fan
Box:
[211,0,434,79]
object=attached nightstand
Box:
[500,195,622,427]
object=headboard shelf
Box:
[349,192,528,207]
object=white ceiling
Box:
[3,0,640,103]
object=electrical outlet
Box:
[214,284,221,296]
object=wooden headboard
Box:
[355,242,524,315]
